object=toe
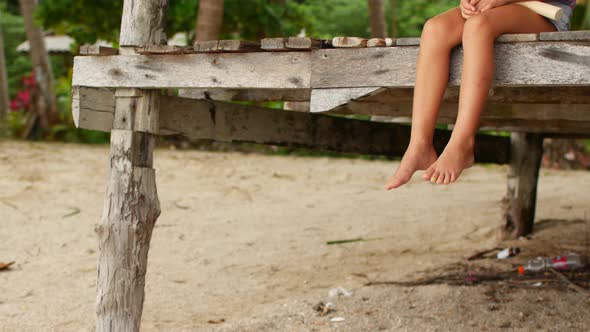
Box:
[450,172,457,182]
[423,165,436,181]
[430,170,440,183]
[443,173,451,185]
[436,171,445,184]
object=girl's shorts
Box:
[544,1,573,32]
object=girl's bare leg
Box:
[424,4,557,185]
[385,7,465,190]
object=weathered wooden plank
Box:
[539,30,590,41]
[79,45,119,56]
[501,133,544,239]
[342,100,590,121]
[114,88,160,133]
[71,86,115,130]
[332,37,367,48]
[312,42,590,88]
[135,45,194,55]
[286,37,322,50]
[310,87,385,113]
[73,90,510,162]
[396,37,420,46]
[218,40,261,52]
[178,88,311,101]
[338,86,590,105]
[194,40,220,52]
[496,33,539,43]
[261,38,287,50]
[72,52,311,89]
[195,40,261,52]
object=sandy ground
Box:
[0,140,589,332]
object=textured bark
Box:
[502,133,544,239]
[18,0,58,128]
[0,9,9,118]
[368,0,388,38]
[96,1,168,331]
[96,136,160,331]
[119,0,168,46]
[389,0,397,37]
[195,0,224,42]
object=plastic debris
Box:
[330,317,345,322]
[496,247,520,259]
[518,253,583,275]
[328,287,353,297]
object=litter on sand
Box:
[329,287,353,297]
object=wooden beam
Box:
[286,37,322,50]
[72,88,510,163]
[501,133,544,239]
[178,88,311,101]
[72,52,311,89]
[71,86,115,131]
[311,42,590,88]
[79,45,119,56]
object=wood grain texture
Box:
[73,90,510,162]
[539,30,590,41]
[395,37,420,46]
[286,37,322,50]
[135,45,194,55]
[310,87,385,113]
[96,131,160,332]
[312,42,590,88]
[96,1,166,332]
[79,45,119,56]
[178,88,311,101]
[261,38,287,50]
[71,86,115,130]
[496,33,539,43]
[194,40,261,52]
[72,52,311,89]
[501,133,544,239]
[119,0,168,46]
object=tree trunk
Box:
[18,0,58,129]
[0,9,9,118]
[501,133,544,239]
[95,1,168,331]
[195,0,224,41]
[389,0,397,38]
[368,0,388,38]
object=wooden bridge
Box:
[71,1,590,330]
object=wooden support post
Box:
[95,1,168,331]
[502,132,544,239]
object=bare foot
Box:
[385,144,437,190]
[422,140,474,185]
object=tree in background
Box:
[0,8,9,118]
[18,0,57,135]
[195,0,224,41]
[389,0,397,37]
[368,0,387,38]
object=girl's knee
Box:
[462,14,496,42]
[421,14,460,48]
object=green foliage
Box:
[1,5,31,98]
[395,0,456,37]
